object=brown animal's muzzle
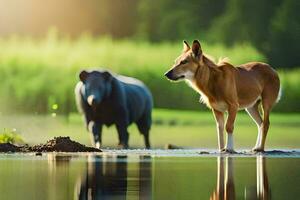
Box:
[164,69,184,81]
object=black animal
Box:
[75,69,152,149]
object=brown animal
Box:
[165,40,281,152]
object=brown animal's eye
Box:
[180,60,188,65]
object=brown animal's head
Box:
[164,40,203,81]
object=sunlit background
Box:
[0,0,299,148]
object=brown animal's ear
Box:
[183,40,190,52]
[103,71,112,81]
[79,70,89,82]
[192,40,202,58]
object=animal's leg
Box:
[246,101,264,151]
[213,109,225,151]
[116,123,129,149]
[253,81,279,152]
[224,105,238,153]
[256,102,271,152]
[88,121,102,148]
[143,130,150,149]
[136,115,151,149]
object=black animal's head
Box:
[79,70,113,107]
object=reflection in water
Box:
[255,156,271,200]
[45,154,81,200]
[47,154,72,171]
[74,155,152,200]
[0,154,299,199]
[210,157,235,200]
[210,156,271,200]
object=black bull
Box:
[75,70,153,149]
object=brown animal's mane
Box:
[193,55,219,105]
[202,55,234,69]
[193,54,236,105]
[202,55,218,68]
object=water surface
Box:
[0,151,299,200]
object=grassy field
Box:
[0,33,299,113]
[1,109,299,149]
[0,33,270,113]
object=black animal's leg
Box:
[136,112,152,149]
[116,123,129,149]
[88,121,102,148]
[143,131,150,149]
[136,123,151,149]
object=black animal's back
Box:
[117,75,153,123]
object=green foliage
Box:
[267,0,300,67]
[137,0,226,42]
[210,0,282,45]
[0,129,24,144]
[276,69,300,112]
[136,0,300,68]
[1,0,297,68]
[210,0,299,68]
[0,34,266,114]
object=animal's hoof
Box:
[95,142,101,149]
[221,148,237,154]
[252,148,265,153]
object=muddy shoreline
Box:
[1,138,299,157]
[0,137,101,153]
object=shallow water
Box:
[0,151,299,200]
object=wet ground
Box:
[0,149,299,200]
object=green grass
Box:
[0,32,299,113]
[0,109,299,149]
[0,32,268,113]
[0,128,24,144]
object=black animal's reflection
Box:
[210,156,271,200]
[75,155,152,200]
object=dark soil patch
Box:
[0,137,101,153]
[165,143,183,149]
[0,143,21,152]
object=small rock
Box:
[199,151,209,154]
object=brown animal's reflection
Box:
[210,156,235,200]
[210,156,271,200]
[47,154,72,171]
[243,156,271,200]
[74,155,152,200]
[251,156,271,200]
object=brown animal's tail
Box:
[276,86,282,104]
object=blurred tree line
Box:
[95,0,299,68]
[0,0,298,67]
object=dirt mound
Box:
[0,137,101,153]
[0,143,21,152]
[30,137,102,152]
